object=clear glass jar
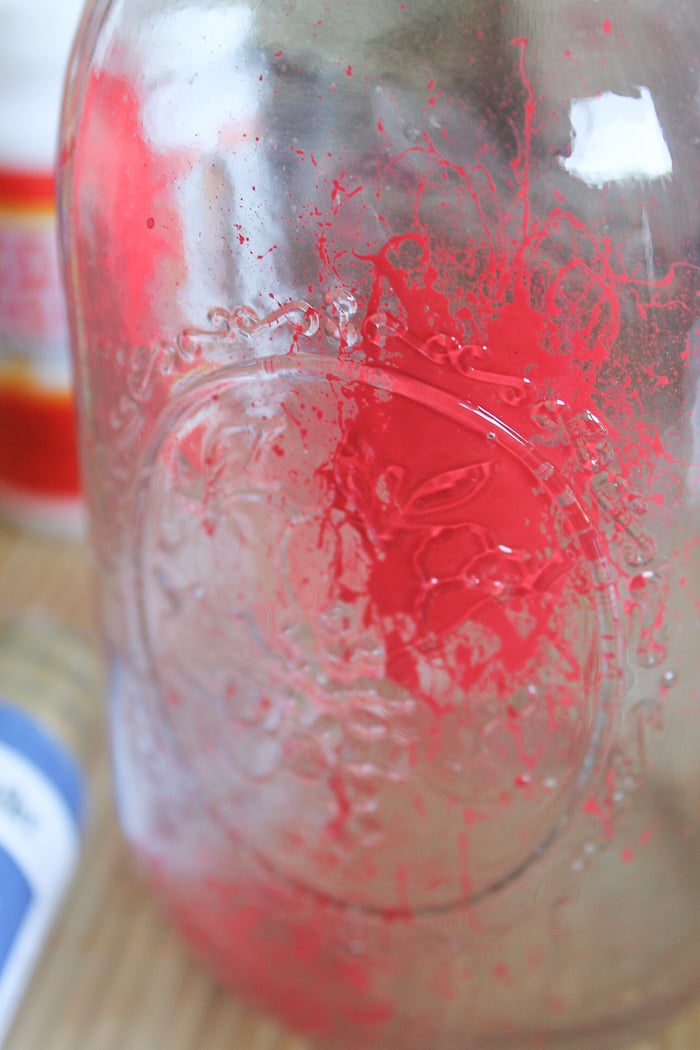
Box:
[59,2,700,1047]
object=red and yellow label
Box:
[0,168,80,505]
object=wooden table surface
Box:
[1,520,699,1050]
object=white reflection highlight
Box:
[140,5,256,153]
[562,87,672,187]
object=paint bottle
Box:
[0,618,98,1044]
[0,0,85,536]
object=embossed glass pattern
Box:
[60,2,700,1048]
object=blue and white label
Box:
[0,849,31,974]
[0,705,82,1044]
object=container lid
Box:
[0,701,84,823]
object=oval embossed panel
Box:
[133,350,619,913]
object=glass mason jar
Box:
[60,2,700,1047]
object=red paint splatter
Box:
[344,1003,395,1025]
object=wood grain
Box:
[0,522,698,1050]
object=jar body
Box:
[61,2,700,1047]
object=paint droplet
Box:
[603,18,613,33]
[346,65,353,77]
[621,846,634,863]
[146,216,155,229]
[639,826,655,847]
